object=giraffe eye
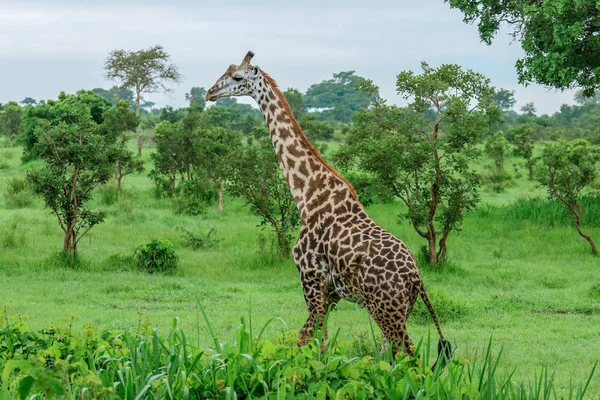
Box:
[232,76,243,82]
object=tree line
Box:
[1,36,599,263]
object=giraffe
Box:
[205,51,451,364]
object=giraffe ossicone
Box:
[205,51,452,365]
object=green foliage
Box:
[0,310,596,399]
[283,87,305,120]
[19,90,111,158]
[304,71,375,123]
[0,101,22,140]
[105,44,181,156]
[535,139,600,254]
[91,86,134,105]
[299,113,334,141]
[491,88,516,111]
[446,0,600,95]
[0,217,26,249]
[338,62,500,265]
[3,177,34,208]
[178,227,221,250]
[102,100,143,189]
[510,124,535,178]
[227,138,300,258]
[342,170,393,207]
[134,239,179,274]
[485,131,511,171]
[185,86,206,110]
[26,96,113,256]
[173,178,218,216]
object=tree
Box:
[185,87,206,110]
[193,126,241,214]
[283,88,305,120]
[102,100,144,190]
[20,91,111,159]
[520,102,536,116]
[510,124,535,178]
[535,139,599,255]
[27,101,114,257]
[492,88,516,111]
[20,97,37,106]
[105,45,181,157]
[0,101,22,139]
[227,138,300,258]
[337,62,500,265]
[304,71,376,123]
[485,131,511,171]
[446,0,600,96]
[299,114,334,141]
[91,87,134,106]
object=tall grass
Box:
[476,196,600,228]
[0,306,596,399]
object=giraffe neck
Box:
[252,71,360,222]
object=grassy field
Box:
[1,142,599,397]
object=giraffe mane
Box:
[260,69,359,202]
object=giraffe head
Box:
[205,51,261,102]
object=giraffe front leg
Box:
[297,271,339,347]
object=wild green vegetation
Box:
[1,10,600,394]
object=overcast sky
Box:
[0,0,577,115]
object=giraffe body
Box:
[206,52,451,360]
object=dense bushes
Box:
[134,239,179,274]
[0,310,595,399]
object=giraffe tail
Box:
[414,278,452,371]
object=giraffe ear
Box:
[251,66,260,76]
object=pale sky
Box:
[0,0,577,115]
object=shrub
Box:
[99,182,119,205]
[3,177,35,208]
[173,178,217,216]
[134,239,179,274]
[178,227,221,250]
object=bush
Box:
[173,178,217,216]
[178,227,221,250]
[483,167,514,193]
[134,239,179,274]
[3,177,35,208]
[501,196,600,228]
[99,182,119,205]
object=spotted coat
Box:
[206,52,448,356]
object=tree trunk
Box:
[427,232,438,266]
[135,91,142,157]
[575,214,598,255]
[218,181,223,214]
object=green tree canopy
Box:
[337,62,500,265]
[20,91,111,158]
[283,88,305,120]
[535,139,599,254]
[446,0,600,96]
[304,71,376,123]
[0,101,22,139]
[27,101,115,257]
[185,87,206,110]
[105,45,181,156]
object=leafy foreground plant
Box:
[0,306,596,399]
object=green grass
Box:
[1,142,599,397]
